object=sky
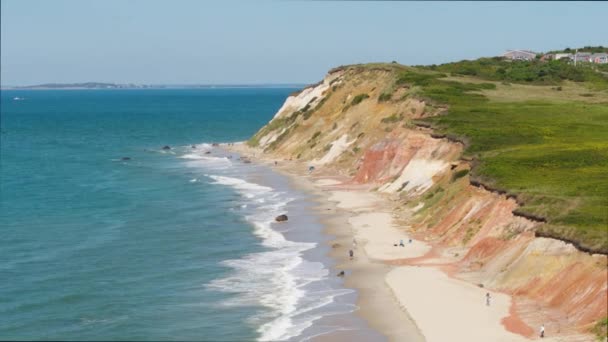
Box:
[1,1,607,86]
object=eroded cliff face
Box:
[249,65,607,335]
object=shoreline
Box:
[224,142,584,342]
[279,166,425,341]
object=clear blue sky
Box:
[1,1,606,86]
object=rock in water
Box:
[121,157,131,161]
[275,214,288,222]
[162,145,171,150]
[212,143,219,147]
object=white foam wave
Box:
[207,175,273,193]
[205,173,348,341]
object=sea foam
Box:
[204,174,353,341]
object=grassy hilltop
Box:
[406,57,608,253]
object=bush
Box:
[378,92,392,102]
[351,93,370,105]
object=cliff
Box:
[248,63,608,338]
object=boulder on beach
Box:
[162,145,171,150]
[331,243,341,249]
[275,214,288,222]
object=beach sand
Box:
[225,143,570,342]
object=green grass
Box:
[396,68,608,253]
[592,317,608,341]
[419,58,608,90]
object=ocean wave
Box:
[204,174,347,341]
[206,174,273,193]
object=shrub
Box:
[353,146,361,153]
[351,93,370,106]
[378,92,392,102]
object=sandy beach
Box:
[226,143,583,342]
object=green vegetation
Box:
[378,92,392,102]
[396,66,608,253]
[381,113,404,124]
[547,46,608,54]
[592,317,608,341]
[351,93,370,106]
[419,58,608,90]
[452,169,469,182]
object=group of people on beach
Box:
[395,238,412,247]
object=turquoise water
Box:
[1,88,329,340]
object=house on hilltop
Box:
[503,50,537,61]
[592,53,608,64]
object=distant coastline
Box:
[1,82,307,90]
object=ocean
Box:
[0,88,378,341]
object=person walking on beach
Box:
[399,239,405,247]
[352,238,357,249]
[540,324,545,338]
[349,249,354,260]
[486,292,491,306]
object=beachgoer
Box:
[349,249,354,260]
[486,292,491,306]
[308,166,315,173]
[399,239,405,247]
[353,238,357,249]
[540,324,545,338]
[274,161,278,166]
[337,271,345,277]
[408,238,412,243]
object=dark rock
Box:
[191,145,196,149]
[275,214,288,222]
[337,271,345,277]
[162,145,171,150]
[121,157,131,161]
[205,151,211,154]
[331,243,341,248]
[212,143,219,147]
[242,160,252,164]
